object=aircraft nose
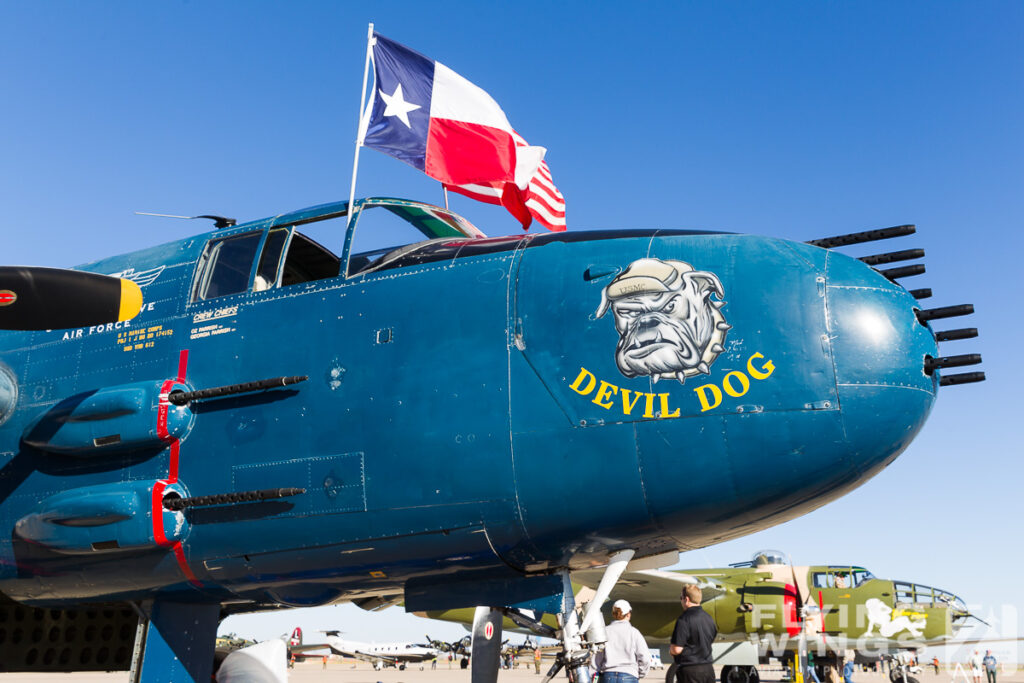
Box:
[823,250,938,474]
[627,239,939,547]
[509,231,942,560]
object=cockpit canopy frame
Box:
[189,197,486,303]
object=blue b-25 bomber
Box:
[0,197,982,680]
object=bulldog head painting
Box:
[596,258,730,384]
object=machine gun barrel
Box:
[168,375,308,405]
[939,372,986,387]
[924,354,982,374]
[879,264,925,281]
[909,288,932,300]
[859,249,925,266]
[935,328,978,342]
[916,304,974,323]
[163,487,306,510]
[806,224,915,249]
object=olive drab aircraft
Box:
[0,196,983,681]
[423,550,979,683]
[582,550,980,683]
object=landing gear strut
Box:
[468,550,636,683]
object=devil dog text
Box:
[569,352,776,417]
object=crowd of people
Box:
[588,587,1003,683]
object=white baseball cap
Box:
[612,599,632,614]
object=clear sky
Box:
[1,0,1020,655]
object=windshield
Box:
[365,201,482,240]
[346,200,484,276]
[812,567,875,588]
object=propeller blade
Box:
[789,560,805,620]
[470,606,503,683]
[0,267,142,331]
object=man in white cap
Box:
[594,599,651,683]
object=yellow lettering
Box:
[591,380,618,409]
[694,384,722,412]
[569,368,597,396]
[747,352,775,380]
[643,393,657,418]
[658,393,680,419]
[723,371,750,398]
[621,389,643,415]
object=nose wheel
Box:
[720,665,760,683]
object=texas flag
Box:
[361,33,566,231]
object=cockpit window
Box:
[893,581,957,607]
[253,229,341,291]
[192,232,263,301]
[192,199,483,300]
[281,232,341,285]
[255,229,288,291]
[812,567,871,589]
[852,569,875,586]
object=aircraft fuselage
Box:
[0,199,940,614]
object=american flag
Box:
[445,132,566,232]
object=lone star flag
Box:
[361,32,566,231]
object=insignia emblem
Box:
[596,258,730,384]
[0,290,16,307]
[484,622,494,640]
[108,265,166,287]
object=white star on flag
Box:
[379,83,420,128]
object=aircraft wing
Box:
[322,646,434,664]
[574,568,726,604]
[317,645,398,664]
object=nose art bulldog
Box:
[596,258,730,384]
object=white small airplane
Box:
[291,629,440,670]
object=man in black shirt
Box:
[670,584,717,683]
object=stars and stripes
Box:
[445,133,566,231]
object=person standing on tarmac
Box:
[594,599,651,683]
[806,650,822,683]
[983,650,997,683]
[670,585,717,683]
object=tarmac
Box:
[1,661,1021,683]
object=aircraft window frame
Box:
[191,231,264,302]
[812,569,858,589]
[190,199,485,301]
[194,225,345,303]
[254,228,290,291]
[893,582,939,606]
[341,200,484,278]
[852,570,875,586]
[279,230,341,286]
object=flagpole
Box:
[346,22,375,233]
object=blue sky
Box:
[1,1,1020,652]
